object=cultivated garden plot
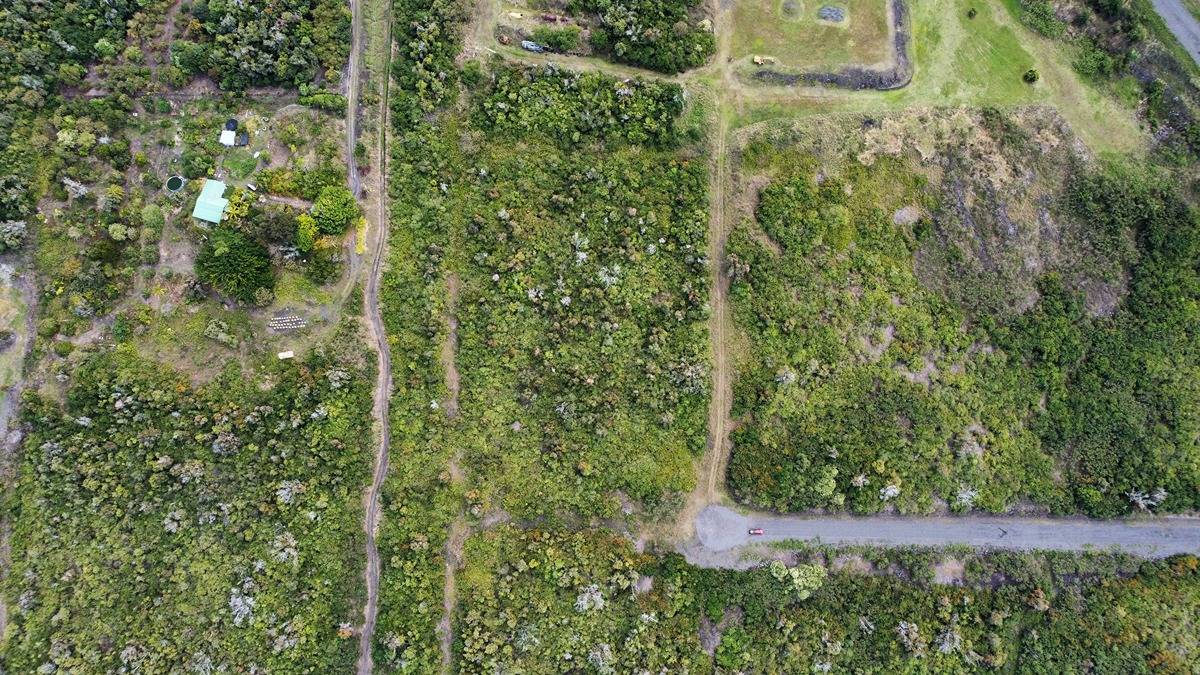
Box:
[724,107,1200,518]
[34,91,361,382]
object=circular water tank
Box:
[165,175,185,192]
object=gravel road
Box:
[1150,0,1200,64]
[695,505,1200,559]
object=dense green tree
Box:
[195,226,274,302]
[178,0,352,89]
[566,0,715,73]
[310,185,359,235]
[297,213,319,251]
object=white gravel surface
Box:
[691,505,1200,562]
[1150,0,1200,64]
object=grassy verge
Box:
[733,0,1146,155]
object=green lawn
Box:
[274,269,333,307]
[732,0,891,69]
[223,147,260,180]
[734,0,1146,155]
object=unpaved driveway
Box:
[694,505,1200,560]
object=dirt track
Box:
[672,0,737,544]
[354,0,393,670]
[435,274,464,671]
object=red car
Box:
[748,528,764,536]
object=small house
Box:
[219,129,236,147]
[191,179,229,223]
[235,131,250,147]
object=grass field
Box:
[0,280,27,390]
[732,0,891,70]
[223,148,259,180]
[732,0,1146,155]
[274,269,334,307]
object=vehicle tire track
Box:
[438,517,468,673]
[436,272,465,671]
[674,0,737,542]
[355,0,394,670]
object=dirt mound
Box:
[736,106,1129,319]
[851,106,1126,319]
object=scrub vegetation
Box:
[375,47,711,665]
[371,0,470,669]
[725,110,1200,517]
[3,0,1200,672]
[456,64,711,519]
[459,527,1200,672]
[563,0,716,73]
[170,0,352,88]
[2,326,372,672]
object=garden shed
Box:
[191,179,229,223]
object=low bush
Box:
[566,0,715,73]
[475,63,685,147]
[195,226,275,303]
[1019,0,1066,38]
[531,26,582,52]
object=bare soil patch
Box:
[860,323,895,362]
[933,557,966,585]
[441,273,462,419]
[699,606,744,655]
[438,518,469,674]
[831,553,875,574]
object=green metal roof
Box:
[191,179,229,223]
